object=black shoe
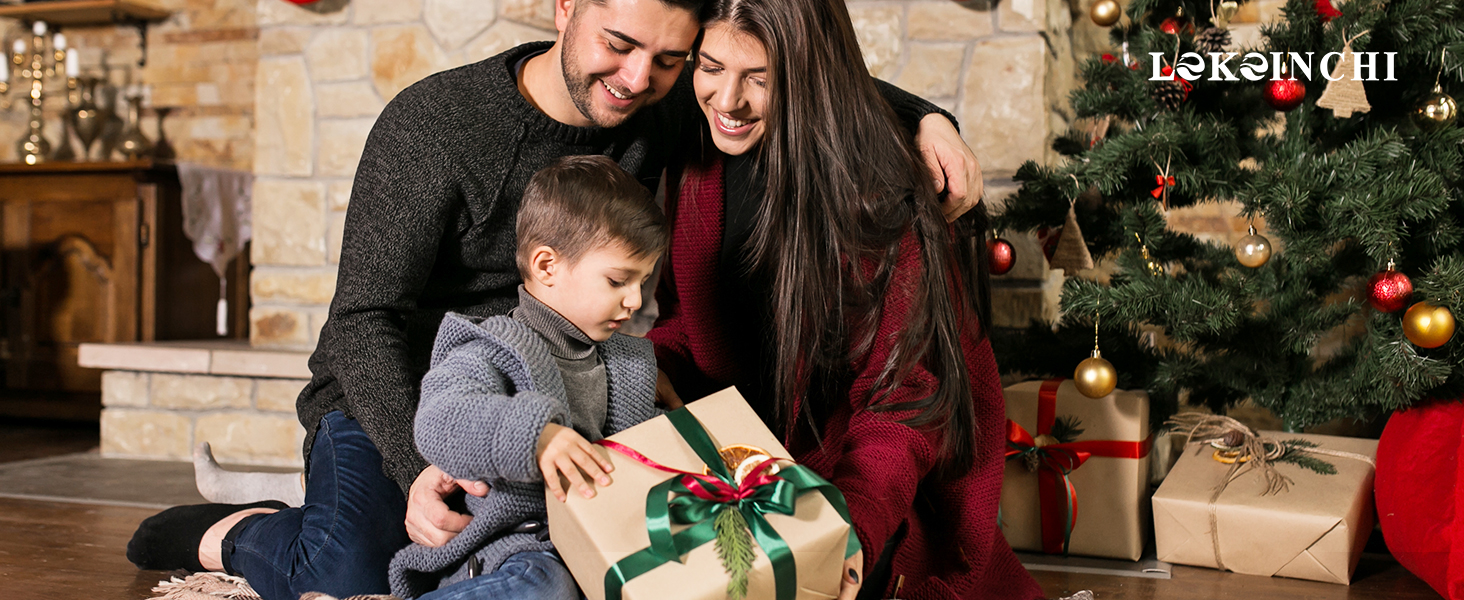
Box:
[126,500,287,571]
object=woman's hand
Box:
[656,369,684,410]
[915,113,984,222]
[537,423,615,502]
[838,550,864,600]
[405,464,489,547]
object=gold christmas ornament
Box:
[1074,350,1118,398]
[1050,204,1095,274]
[1403,301,1456,349]
[1316,31,1373,119]
[1213,0,1239,28]
[1413,84,1458,132]
[1236,225,1272,268]
[1090,0,1122,26]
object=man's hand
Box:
[655,369,684,410]
[406,465,489,547]
[838,550,864,600]
[537,423,615,502]
[915,113,984,222]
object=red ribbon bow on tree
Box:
[1151,175,1176,199]
[1004,379,1153,554]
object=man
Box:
[127,0,982,597]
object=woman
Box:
[646,0,1045,598]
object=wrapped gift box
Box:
[1152,431,1377,584]
[546,388,852,600]
[1000,379,1152,560]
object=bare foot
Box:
[198,508,278,571]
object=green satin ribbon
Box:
[601,408,861,600]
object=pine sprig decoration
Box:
[714,508,755,600]
[1051,416,1087,444]
[1275,439,1338,476]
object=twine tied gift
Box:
[1165,413,1375,572]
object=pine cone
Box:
[1195,27,1232,55]
[1024,452,1042,473]
[1151,81,1187,110]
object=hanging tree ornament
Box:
[1403,301,1456,349]
[1195,0,1238,54]
[1135,233,1165,276]
[989,237,1016,275]
[1090,0,1122,26]
[1050,176,1095,274]
[1075,317,1118,398]
[1315,0,1342,22]
[1264,65,1307,112]
[1235,224,1272,268]
[1316,30,1373,119]
[1367,259,1413,313]
[1151,155,1176,211]
[1152,66,1193,111]
[1413,50,1458,132]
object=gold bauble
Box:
[1074,351,1118,398]
[1090,0,1122,26]
[1236,232,1272,268]
[1413,85,1458,132]
[1403,301,1456,349]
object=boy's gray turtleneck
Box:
[509,285,608,440]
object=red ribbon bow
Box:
[597,439,784,503]
[1151,175,1176,199]
[1005,379,1153,554]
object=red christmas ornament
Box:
[1264,75,1307,112]
[988,238,1016,275]
[1315,0,1342,21]
[1160,17,1181,34]
[1368,262,1413,313]
[1101,53,1117,63]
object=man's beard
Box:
[560,20,641,128]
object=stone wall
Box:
[100,370,307,466]
[0,0,258,169]
[247,0,558,350]
[247,0,1082,349]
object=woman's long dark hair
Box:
[703,0,992,481]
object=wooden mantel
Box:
[0,1,170,26]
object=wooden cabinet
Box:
[0,161,248,420]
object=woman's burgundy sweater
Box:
[646,157,1044,600]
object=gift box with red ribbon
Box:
[999,378,1153,560]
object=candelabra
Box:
[2,21,79,165]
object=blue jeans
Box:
[223,411,410,600]
[417,551,581,600]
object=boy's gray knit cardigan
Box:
[387,312,659,598]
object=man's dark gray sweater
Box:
[387,311,658,598]
[296,42,952,494]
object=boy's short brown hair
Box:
[516,155,667,277]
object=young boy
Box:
[388,155,666,600]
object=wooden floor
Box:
[0,418,1445,600]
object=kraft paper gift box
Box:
[1152,431,1377,584]
[546,388,855,600]
[999,379,1152,560]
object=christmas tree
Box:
[990,0,1463,431]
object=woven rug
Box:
[147,572,400,600]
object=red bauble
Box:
[1315,0,1342,21]
[1160,17,1181,34]
[1368,267,1413,313]
[988,238,1016,275]
[1264,76,1307,112]
[1101,53,1117,63]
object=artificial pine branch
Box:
[714,508,755,600]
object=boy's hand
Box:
[537,423,614,502]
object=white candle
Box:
[53,33,65,51]
[13,39,24,55]
[32,21,46,37]
[65,52,78,77]
[0,55,7,83]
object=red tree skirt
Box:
[1376,400,1464,600]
